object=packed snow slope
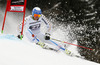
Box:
[0,34,99,65]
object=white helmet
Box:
[32,7,42,17]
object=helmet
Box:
[32,7,42,17]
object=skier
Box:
[17,7,59,51]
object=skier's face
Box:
[34,16,39,20]
[33,14,41,20]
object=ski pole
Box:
[49,40,83,58]
[49,40,65,51]
[51,38,94,51]
[28,29,39,42]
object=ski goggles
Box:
[34,14,41,18]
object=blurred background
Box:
[0,0,100,63]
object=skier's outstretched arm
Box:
[17,16,29,33]
[41,14,52,34]
[40,14,52,40]
[17,16,30,38]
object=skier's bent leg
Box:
[36,33,60,50]
[25,31,38,43]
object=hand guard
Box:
[45,33,50,40]
[32,34,35,37]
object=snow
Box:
[0,35,99,65]
[0,3,99,65]
[85,11,97,16]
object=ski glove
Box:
[17,35,23,39]
[45,33,50,40]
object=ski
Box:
[64,49,84,59]
[36,42,59,52]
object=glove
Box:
[45,33,50,40]
[17,35,23,39]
